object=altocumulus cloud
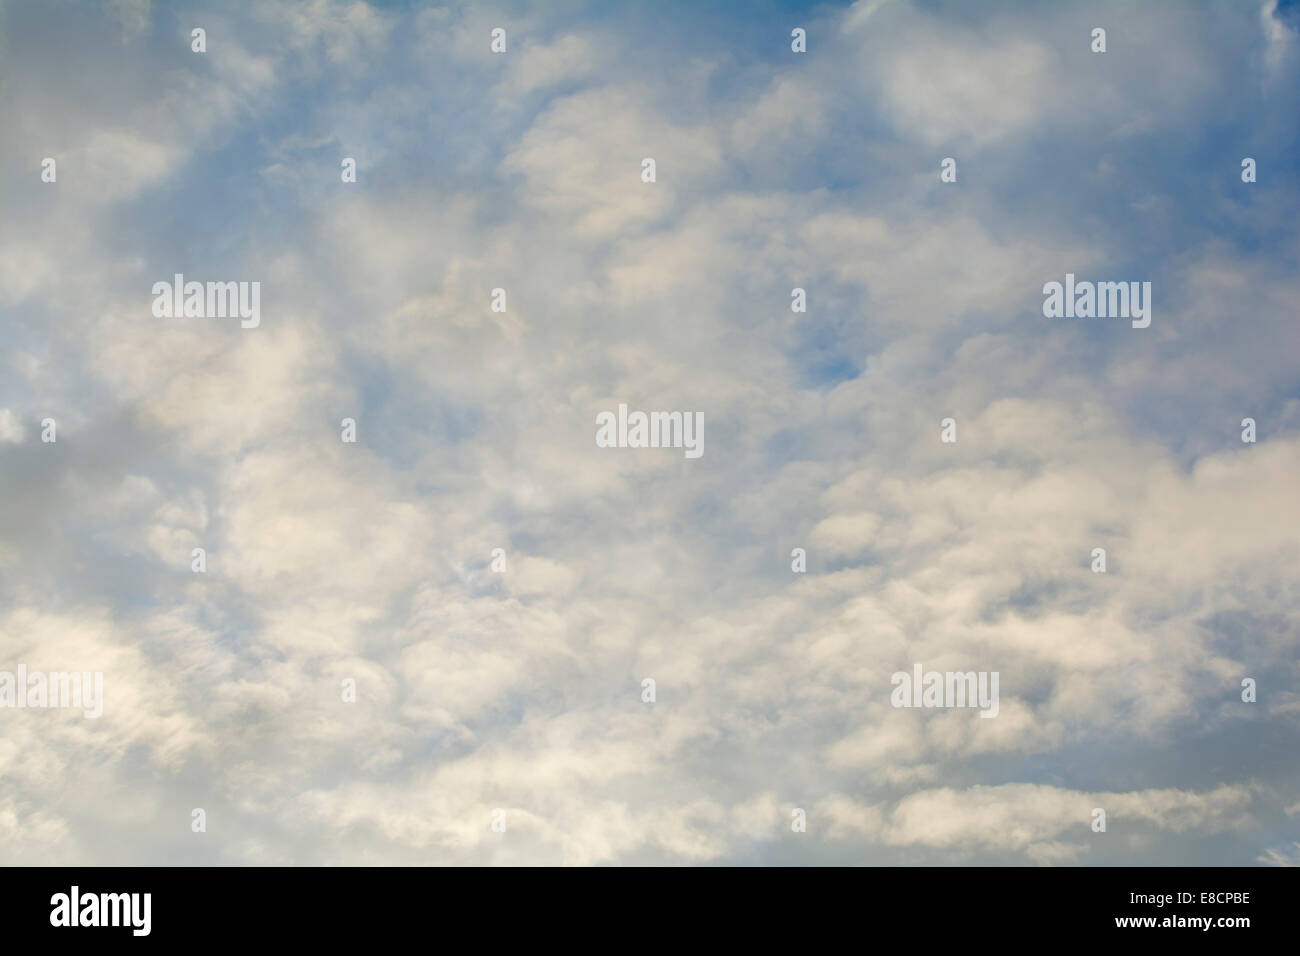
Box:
[0,0,1297,865]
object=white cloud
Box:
[0,0,1294,867]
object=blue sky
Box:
[0,0,1298,865]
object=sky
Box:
[0,0,1297,865]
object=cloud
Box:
[0,0,1296,866]
[857,782,1255,854]
[0,410,25,444]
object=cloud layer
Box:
[0,0,1297,865]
